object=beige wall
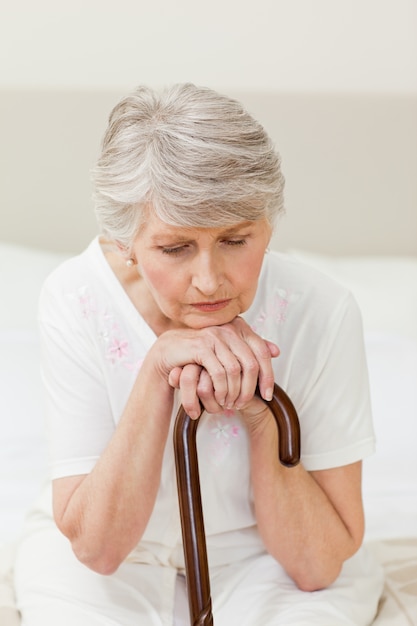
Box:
[0,2,415,256]
[1,90,415,256]
[0,0,416,92]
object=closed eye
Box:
[161,238,247,255]
[161,244,190,256]
[223,239,247,247]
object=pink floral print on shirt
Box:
[251,288,300,333]
[208,410,241,466]
[70,285,143,373]
[106,337,129,363]
[73,285,97,319]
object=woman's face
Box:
[130,212,271,330]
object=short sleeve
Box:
[247,254,376,472]
[290,292,375,471]
[39,285,116,479]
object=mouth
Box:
[191,299,231,312]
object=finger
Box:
[265,339,280,358]
[199,325,260,409]
[243,337,276,402]
[211,340,246,408]
[193,345,229,407]
[196,369,224,415]
[227,318,279,403]
[234,351,260,409]
[252,344,277,402]
[161,330,233,408]
[209,323,265,407]
[168,366,183,389]
[178,364,203,419]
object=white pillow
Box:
[289,250,417,342]
[0,242,70,330]
[0,243,72,541]
[0,243,70,541]
[363,332,417,540]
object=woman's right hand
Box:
[153,317,279,419]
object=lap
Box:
[14,525,178,626]
[208,550,384,625]
[14,522,383,626]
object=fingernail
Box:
[265,388,273,401]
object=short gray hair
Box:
[92,83,285,248]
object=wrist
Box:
[240,405,275,440]
[133,350,175,407]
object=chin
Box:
[187,311,241,329]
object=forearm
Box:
[249,413,364,591]
[54,358,174,574]
[53,321,279,574]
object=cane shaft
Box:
[174,382,301,625]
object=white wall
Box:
[0,0,416,92]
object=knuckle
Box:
[254,341,272,360]
[261,346,272,360]
[226,361,242,377]
[244,358,259,375]
[198,393,211,405]
[197,383,212,399]
[210,366,226,382]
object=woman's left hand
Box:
[168,317,279,419]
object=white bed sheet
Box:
[1,242,416,624]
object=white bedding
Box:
[1,242,416,624]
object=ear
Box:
[114,240,137,268]
[115,240,132,259]
[115,240,127,254]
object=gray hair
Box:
[92,83,285,248]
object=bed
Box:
[0,89,416,625]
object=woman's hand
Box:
[164,317,279,418]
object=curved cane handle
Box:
[174,382,301,625]
[258,382,301,467]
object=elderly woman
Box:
[14,84,383,625]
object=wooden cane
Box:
[174,382,301,626]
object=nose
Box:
[191,251,223,295]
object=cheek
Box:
[233,254,264,303]
[238,257,263,288]
[142,265,184,305]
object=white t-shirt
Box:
[38,237,375,568]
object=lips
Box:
[191,299,231,312]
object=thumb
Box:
[266,340,280,358]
